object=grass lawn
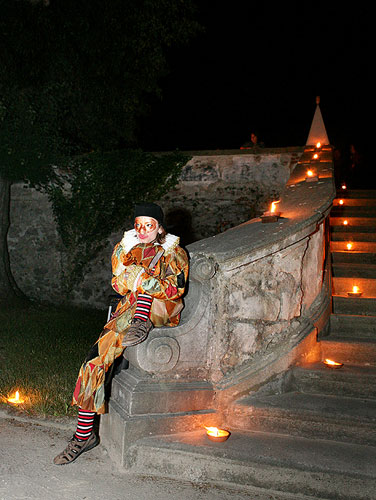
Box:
[0,301,105,417]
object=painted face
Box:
[134,216,160,243]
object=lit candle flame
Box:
[7,391,24,404]
[313,153,319,160]
[352,285,360,294]
[307,170,314,177]
[204,426,229,438]
[324,358,343,367]
[343,220,348,225]
[346,243,352,250]
[341,184,347,190]
[270,200,280,213]
[339,199,344,205]
[316,142,321,149]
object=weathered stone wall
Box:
[9,183,117,307]
[9,183,63,302]
[161,149,300,242]
[8,148,301,307]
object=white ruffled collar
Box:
[119,229,180,255]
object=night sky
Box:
[139,3,371,159]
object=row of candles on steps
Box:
[305,141,323,182]
[6,355,344,445]
[334,195,363,298]
[305,143,321,181]
[7,383,345,446]
[262,143,325,223]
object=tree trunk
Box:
[0,173,26,300]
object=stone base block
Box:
[100,368,217,467]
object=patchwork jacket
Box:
[109,229,189,330]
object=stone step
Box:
[331,207,376,218]
[330,313,376,339]
[330,217,376,231]
[331,251,376,265]
[128,430,376,500]
[320,338,376,366]
[331,231,376,242]
[331,241,376,253]
[230,392,376,447]
[331,200,376,209]
[333,197,376,207]
[332,262,376,278]
[332,277,376,298]
[339,189,376,198]
[292,363,376,397]
[333,296,376,315]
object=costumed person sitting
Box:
[53,202,189,465]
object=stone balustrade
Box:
[101,146,336,467]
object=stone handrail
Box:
[126,146,335,390]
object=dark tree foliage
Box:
[0,0,198,299]
[1,0,199,152]
[46,150,187,293]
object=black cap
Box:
[134,202,164,225]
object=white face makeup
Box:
[134,216,160,243]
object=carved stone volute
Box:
[190,253,217,281]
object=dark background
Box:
[139,3,371,162]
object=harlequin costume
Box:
[54,203,188,465]
[72,229,188,414]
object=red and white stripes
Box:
[133,293,153,321]
[74,408,95,441]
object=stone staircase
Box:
[328,189,376,366]
[127,190,376,499]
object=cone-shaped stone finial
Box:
[306,97,329,145]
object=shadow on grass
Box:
[0,300,106,417]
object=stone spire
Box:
[306,96,330,145]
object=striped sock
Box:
[74,408,95,441]
[134,293,153,321]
